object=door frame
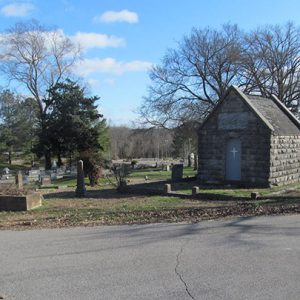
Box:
[225,138,241,181]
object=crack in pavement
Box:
[174,242,196,300]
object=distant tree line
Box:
[109,127,173,159]
[140,22,300,128]
[109,125,197,160]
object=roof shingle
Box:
[246,94,300,135]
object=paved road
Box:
[0,215,299,300]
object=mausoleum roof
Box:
[245,94,300,135]
[199,85,300,135]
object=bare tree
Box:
[140,22,300,129]
[242,22,300,111]
[139,24,243,128]
[0,20,81,169]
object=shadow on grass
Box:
[43,188,140,200]
[259,196,300,205]
[43,178,300,204]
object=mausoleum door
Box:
[225,139,241,181]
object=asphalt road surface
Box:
[0,215,299,300]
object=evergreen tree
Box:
[33,80,103,184]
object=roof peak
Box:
[228,85,300,130]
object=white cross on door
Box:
[231,147,238,160]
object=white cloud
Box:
[1,3,35,17]
[103,78,115,86]
[87,78,115,88]
[94,9,138,24]
[87,78,100,87]
[0,29,122,56]
[71,32,125,51]
[74,58,152,76]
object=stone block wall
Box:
[198,130,271,185]
[269,135,300,185]
[198,90,272,186]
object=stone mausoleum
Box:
[198,86,300,186]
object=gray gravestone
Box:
[164,184,171,194]
[2,167,10,175]
[50,172,57,180]
[76,160,86,197]
[188,153,195,167]
[23,175,29,185]
[171,164,183,182]
[51,160,57,169]
[41,176,51,186]
[251,192,259,200]
[28,169,40,182]
[16,171,23,189]
[192,186,199,196]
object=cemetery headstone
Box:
[251,192,259,200]
[16,171,23,189]
[172,164,183,182]
[57,167,65,175]
[76,160,86,197]
[164,184,171,194]
[188,153,195,167]
[23,175,29,185]
[192,186,199,196]
[51,160,57,169]
[164,164,170,171]
[50,173,57,181]
[28,169,40,182]
[41,176,51,186]
[2,167,10,175]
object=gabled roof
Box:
[246,94,300,135]
[199,85,300,135]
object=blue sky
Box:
[0,0,300,125]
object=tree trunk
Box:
[57,152,63,167]
[8,151,12,165]
[40,115,52,170]
[44,150,52,170]
[69,151,72,167]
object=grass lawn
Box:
[0,165,299,229]
[52,178,114,188]
[173,181,300,197]
[128,166,197,181]
[0,186,299,229]
[0,192,236,229]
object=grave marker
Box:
[41,176,51,186]
[76,160,86,197]
[171,164,183,182]
[16,171,23,189]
